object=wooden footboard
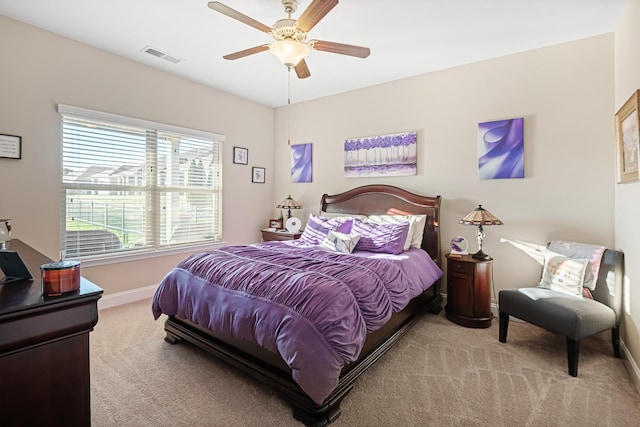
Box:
[164,287,440,426]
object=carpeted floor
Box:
[90,299,640,426]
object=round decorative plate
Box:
[285,216,302,233]
[450,235,468,253]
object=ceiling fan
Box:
[208,0,371,79]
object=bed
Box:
[152,184,443,426]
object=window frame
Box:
[58,104,225,264]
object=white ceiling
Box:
[0,0,628,108]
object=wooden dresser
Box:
[0,239,103,426]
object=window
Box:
[58,104,223,260]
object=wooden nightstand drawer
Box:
[447,259,475,275]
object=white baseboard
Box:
[621,341,640,396]
[97,284,158,310]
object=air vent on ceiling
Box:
[141,46,183,64]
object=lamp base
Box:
[472,249,492,260]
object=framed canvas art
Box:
[478,118,524,179]
[344,131,417,178]
[291,143,312,183]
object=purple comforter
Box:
[152,243,443,404]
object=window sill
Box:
[73,241,226,268]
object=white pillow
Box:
[408,215,427,248]
[538,252,589,298]
[321,230,361,254]
[365,214,426,250]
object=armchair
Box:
[498,248,623,376]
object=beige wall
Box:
[615,0,640,389]
[274,34,615,291]
[0,15,275,295]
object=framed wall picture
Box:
[268,218,283,229]
[252,166,265,183]
[291,143,313,183]
[233,146,248,165]
[344,131,416,178]
[615,90,640,183]
[478,117,524,179]
[0,134,22,159]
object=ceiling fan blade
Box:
[208,2,272,33]
[294,59,311,79]
[296,0,339,33]
[223,44,270,60]
[310,40,371,58]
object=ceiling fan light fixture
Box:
[269,39,309,67]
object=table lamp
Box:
[459,205,503,260]
[276,195,302,219]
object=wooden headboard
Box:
[320,185,442,265]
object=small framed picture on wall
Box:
[233,146,248,165]
[269,218,283,229]
[252,167,265,183]
[0,134,22,159]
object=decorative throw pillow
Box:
[321,230,361,254]
[299,214,353,245]
[548,240,606,291]
[365,214,427,250]
[538,253,589,298]
[351,218,410,255]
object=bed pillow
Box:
[408,215,427,248]
[538,252,589,298]
[365,214,427,250]
[351,218,410,255]
[299,214,353,245]
[548,241,606,291]
[321,230,361,254]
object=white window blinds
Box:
[58,104,223,259]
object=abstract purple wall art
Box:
[344,131,417,178]
[478,118,524,179]
[291,143,313,183]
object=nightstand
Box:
[261,229,302,241]
[445,253,493,328]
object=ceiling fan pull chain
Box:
[287,66,291,105]
[287,66,291,145]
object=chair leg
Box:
[567,338,580,377]
[612,328,621,358]
[499,312,509,343]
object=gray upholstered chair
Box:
[498,248,624,376]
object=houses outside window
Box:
[59,104,223,260]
